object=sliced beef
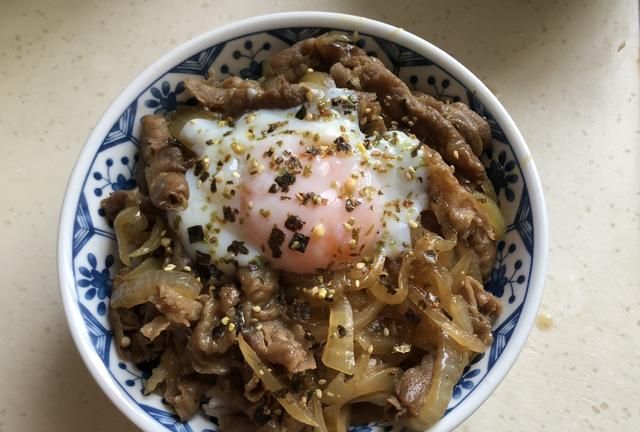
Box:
[423,145,496,278]
[149,284,203,326]
[413,92,491,156]
[140,115,190,210]
[219,285,241,316]
[100,188,156,223]
[393,353,435,416]
[237,265,279,305]
[265,33,366,83]
[334,55,487,182]
[243,320,316,373]
[190,294,236,357]
[184,76,307,116]
[464,275,502,321]
[358,92,386,135]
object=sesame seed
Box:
[311,286,319,295]
[163,264,176,271]
[258,369,265,376]
[315,389,323,399]
[453,150,459,159]
[367,344,374,354]
[355,262,366,270]
[312,223,326,237]
[326,391,335,397]
[383,327,390,337]
[364,107,372,114]
[318,379,327,386]
[307,68,314,73]
[160,237,171,247]
[221,316,230,325]
[408,220,419,229]
[252,305,262,312]
[343,222,353,231]
[344,178,357,194]
[248,200,254,209]
[259,209,271,218]
[120,336,131,348]
[355,280,361,288]
[318,288,328,299]
[232,171,241,178]
[183,265,192,272]
[256,323,263,330]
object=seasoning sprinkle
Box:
[284,214,305,231]
[268,227,286,258]
[337,325,347,338]
[289,232,310,253]
[227,240,249,255]
[311,223,325,237]
[163,264,176,271]
[295,105,307,120]
[259,208,271,218]
[187,225,205,243]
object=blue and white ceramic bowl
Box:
[58,12,548,432]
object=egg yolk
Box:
[240,149,383,274]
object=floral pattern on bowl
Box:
[63,26,539,432]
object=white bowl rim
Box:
[58,11,548,432]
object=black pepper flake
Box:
[187,225,205,243]
[306,146,321,156]
[195,250,211,265]
[410,142,423,158]
[379,273,397,295]
[295,105,307,120]
[211,324,226,339]
[210,179,217,193]
[252,404,271,426]
[268,184,280,193]
[268,227,286,258]
[289,232,310,253]
[345,198,361,212]
[291,301,312,321]
[334,136,351,152]
[337,325,347,338]
[284,214,305,231]
[198,170,210,182]
[227,240,249,255]
[275,172,296,192]
[222,206,236,223]
[194,160,206,177]
[263,147,275,158]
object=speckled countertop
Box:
[0,0,638,431]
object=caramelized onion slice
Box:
[237,335,319,427]
[114,207,148,266]
[322,295,355,375]
[110,270,201,309]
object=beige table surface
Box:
[0,0,638,431]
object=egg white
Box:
[169,86,429,275]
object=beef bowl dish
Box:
[58,12,547,432]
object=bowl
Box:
[58,11,548,432]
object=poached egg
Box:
[169,84,428,274]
